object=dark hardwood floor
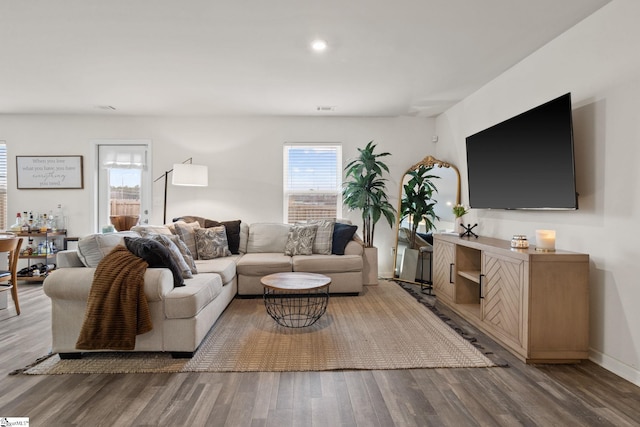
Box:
[1,282,639,426]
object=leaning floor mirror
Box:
[392,155,460,286]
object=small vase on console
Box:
[455,217,465,235]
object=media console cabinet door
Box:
[481,251,528,354]
[433,239,455,302]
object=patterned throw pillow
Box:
[147,234,194,279]
[163,234,197,274]
[284,224,318,256]
[203,219,242,254]
[195,226,232,260]
[308,219,334,255]
[174,220,201,260]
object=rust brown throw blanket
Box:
[76,245,153,350]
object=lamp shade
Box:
[171,163,208,187]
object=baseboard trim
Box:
[590,348,640,387]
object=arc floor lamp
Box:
[154,158,208,224]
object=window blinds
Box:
[283,143,342,223]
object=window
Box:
[95,142,151,232]
[283,143,342,224]
[0,142,6,230]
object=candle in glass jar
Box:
[535,229,556,251]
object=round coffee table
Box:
[261,272,331,328]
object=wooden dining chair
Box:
[0,233,24,315]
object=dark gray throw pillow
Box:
[124,237,185,287]
[331,223,358,255]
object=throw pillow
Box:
[307,219,334,254]
[284,224,318,256]
[124,237,185,287]
[77,231,140,268]
[163,234,198,274]
[174,220,201,260]
[195,226,232,260]
[130,224,173,237]
[173,216,206,227]
[203,219,242,254]
[332,223,358,255]
[147,234,193,279]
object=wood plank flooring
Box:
[1,282,639,426]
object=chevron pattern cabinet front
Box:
[432,234,589,364]
[482,253,526,351]
[433,239,455,303]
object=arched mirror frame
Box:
[392,155,461,284]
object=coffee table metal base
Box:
[263,287,329,328]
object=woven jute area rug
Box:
[19,280,497,374]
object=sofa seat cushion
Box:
[194,255,240,284]
[292,254,363,274]
[236,253,292,276]
[164,273,223,319]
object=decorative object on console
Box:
[453,204,469,236]
[535,229,556,252]
[154,158,208,224]
[460,223,479,238]
[511,235,529,249]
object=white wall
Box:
[436,0,640,385]
[0,115,435,276]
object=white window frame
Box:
[91,140,152,232]
[283,143,342,224]
[0,142,6,231]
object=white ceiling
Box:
[0,0,610,117]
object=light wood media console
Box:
[433,234,589,364]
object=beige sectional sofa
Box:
[43,219,364,358]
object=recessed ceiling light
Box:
[311,39,328,52]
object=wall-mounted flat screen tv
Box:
[465,93,577,210]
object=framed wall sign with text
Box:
[16,155,84,189]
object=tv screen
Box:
[465,93,577,210]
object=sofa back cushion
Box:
[77,231,140,267]
[246,223,290,253]
[239,222,249,254]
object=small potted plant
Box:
[343,141,396,285]
[452,204,469,235]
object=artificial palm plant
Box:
[342,141,396,248]
[400,164,439,248]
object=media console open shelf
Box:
[433,233,589,364]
